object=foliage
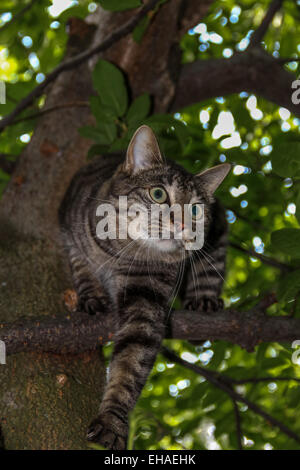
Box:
[1,0,300,451]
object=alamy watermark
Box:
[292,340,300,366]
[0,340,6,365]
[95,197,205,250]
[0,80,5,104]
[291,79,300,105]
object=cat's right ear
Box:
[123,125,164,174]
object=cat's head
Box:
[104,126,230,262]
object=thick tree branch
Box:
[249,0,283,48]
[1,303,300,356]
[0,0,161,134]
[172,49,300,117]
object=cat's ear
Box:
[196,163,231,196]
[124,125,164,174]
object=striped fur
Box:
[59,126,230,450]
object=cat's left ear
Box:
[124,125,164,174]
[196,163,231,196]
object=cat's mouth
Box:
[144,235,203,255]
[152,239,182,253]
[144,237,195,254]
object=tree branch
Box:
[233,399,243,450]
[10,102,90,125]
[248,0,283,48]
[1,301,300,355]
[276,57,300,64]
[0,0,161,134]
[172,49,300,117]
[232,376,300,385]
[229,241,292,272]
[226,206,267,232]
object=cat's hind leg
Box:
[67,244,110,315]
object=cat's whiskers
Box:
[94,239,136,276]
[193,249,210,286]
[198,249,226,284]
[189,251,198,305]
[123,238,147,302]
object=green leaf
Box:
[277,270,300,303]
[99,121,117,144]
[271,142,300,177]
[132,16,150,43]
[79,126,105,143]
[87,144,109,159]
[261,357,288,370]
[79,123,116,145]
[92,59,128,117]
[271,228,300,258]
[126,93,151,126]
[144,114,190,152]
[287,387,300,408]
[96,0,141,12]
[109,137,129,152]
[89,96,117,123]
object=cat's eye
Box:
[149,187,167,204]
[191,203,203,220]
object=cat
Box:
[59,125,231,450]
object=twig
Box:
[276,57,300,64]
[226,206,267,232]
[161,346,300,446]
[0,0,161,134]
[249,0,284,48]
[10,101,90,125]
[232,376,300,385]
[0,0,37,33]
[233,400,243,450]
[229,241,292,272]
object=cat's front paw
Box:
[185,296,224,313]
[78,295,109,315]
[87,413,128,450]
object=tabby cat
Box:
[59,125,230,450]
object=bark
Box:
[0,17,103,450]
[0,1,212,449]
[1,306,299,356]
[172,49,300,117]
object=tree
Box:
[0,0,300,450]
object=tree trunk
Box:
[0,1,212,449]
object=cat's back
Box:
[59,153,123,231]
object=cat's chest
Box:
[101,261,179,306]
